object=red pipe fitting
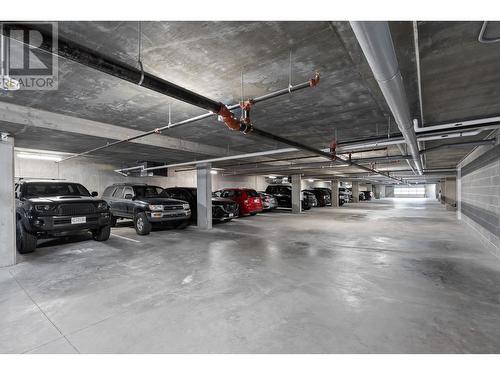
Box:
[309,71,320,87]
[218,104,241,131]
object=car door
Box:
[122,186,136,218]
[109,186,124,216]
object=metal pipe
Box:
[60,76,321,162]
[350,21,423,175]
[419,139,496,154]
[114,148,299,173]
[2,23,223,113]
[478,21,500,44]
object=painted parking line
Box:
[110,233,141,243]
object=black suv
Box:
[265,184,310,210]
[15,179,111,254]
[310,188,332,207]
[102,183,191,235]
[162,187,238,223]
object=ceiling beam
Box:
[0,101,231,157]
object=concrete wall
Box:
[457,135,500,258]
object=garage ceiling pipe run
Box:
[350,21,423,175]
[4,24,400,182]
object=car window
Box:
[123,187,135,198]
[279,186,291,195]
[24,182,90,197]
[133,186,162,198]
[102,186,115,197]
[112,187,123,198]
[246,189,259,197]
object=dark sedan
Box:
[162,187,239,222]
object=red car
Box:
[215,188,263,216]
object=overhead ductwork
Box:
[350,21,423,175]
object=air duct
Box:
[350,21,423,175]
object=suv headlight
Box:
[35,204,55,212]
[96,202,108,211]
[149,204,164,211]
[182,203,190,210]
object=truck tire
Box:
[92,225,111,241]
[16,220,37,254]
[134,212,151,235]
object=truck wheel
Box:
[92,225,111,241]
[16,220,37,254]
[109,214,117,227]
[134,212,151,235]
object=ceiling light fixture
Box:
[17,152,63,162]
[268,175,277,179]
[210,170,218,175]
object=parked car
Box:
[102,183,191,235]
[302,190,318,208]
[339,187,351,205]
[216,188,263,216]
[359,191,374,201]
[161,187,238,223]
[258,192,278,211]
[15,179,111,254]
[310,187,332,207]
[264,184,311,210]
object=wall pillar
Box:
[196,163,212,229]
[291,174,302,214]
[330,180,339,207]
[0,134,16,267]
[352,181,360,203]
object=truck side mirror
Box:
[91,191,98,197]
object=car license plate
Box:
[71,217,86,224]
[229,213,234,217]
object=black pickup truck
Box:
[15,179,111,254]
[102,183,191,235]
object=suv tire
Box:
[16,220,37,254]
[109,214,117,227]
[92,225,111,241]
[134,212,151,235]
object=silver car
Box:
[258,192,278,210]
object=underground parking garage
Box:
[1,17,500,357]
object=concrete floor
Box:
[1,198,499,353]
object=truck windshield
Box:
[133,186,162,198]
[24,183,90,197]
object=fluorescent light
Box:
[268,175,277,179]
[308,179,314,182]
[210,170,218,175]
[17,152,63,162]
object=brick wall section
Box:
[458,133,500,258]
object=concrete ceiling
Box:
[1,21,499,178]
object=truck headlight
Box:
[35,204,55,212]
[149,205,164,211]
[182,203,190,210]
[96,202,108,211]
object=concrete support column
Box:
[352,182,360,203]
[0,134,16,267]
[330,180,339,207]
[196,163,212,229]
[457,167,462,220]
[291,174,302,214]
